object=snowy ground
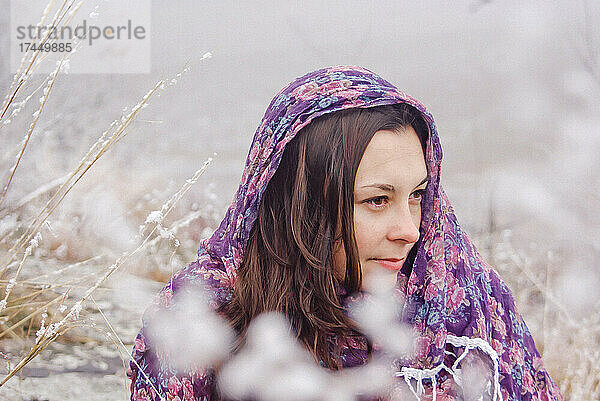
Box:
[0,268,157,401]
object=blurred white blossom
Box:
[145,285,234,372]
[350,269,414,358]
[218,313,328,401]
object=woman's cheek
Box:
[353,216,379,257]
[410,202,422,225]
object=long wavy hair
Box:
[222,103,429,369]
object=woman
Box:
[128,66,563,400]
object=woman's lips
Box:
[372,258,405,272]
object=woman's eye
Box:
[365,196,388,208]
[410,189,426,201]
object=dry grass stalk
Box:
[0,53,68,207]
[0,20,213,385]
[0,0,87,122]
[0,157,213,387]
[479,229,600,401]
[0,77,168,278]
[1,0,104,206]
[90,295,164,399]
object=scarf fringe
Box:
[396,335,502,401]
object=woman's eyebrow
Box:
[360,176,429,192]
[360,183,395,191]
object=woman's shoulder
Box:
[143,255,234,314]
[128,256,233,401]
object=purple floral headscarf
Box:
[128,66,563,401]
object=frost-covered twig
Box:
[0,157,213,387]
[138,156,214,248]
[0,0,85,122]
[0,62,200,278]
[90,294,164,400]
[0,233,42,314]
[0,54,67,207]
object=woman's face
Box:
[334,126,428,289]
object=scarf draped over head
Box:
[128,66,563,401]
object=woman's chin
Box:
[361,265,399,292]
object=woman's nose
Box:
[386,206,420,244]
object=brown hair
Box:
[222,103,429,369]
